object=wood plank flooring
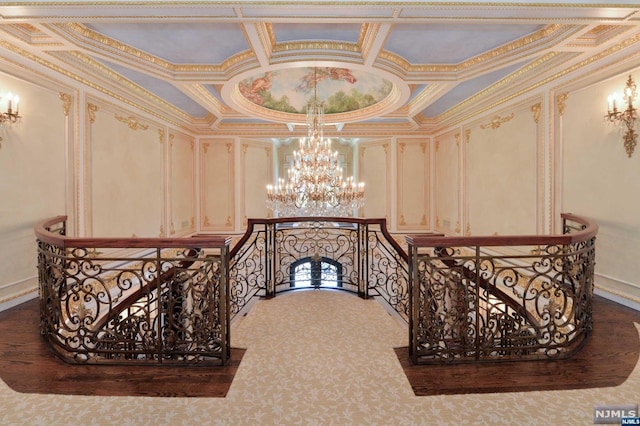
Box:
[0,295,638,397]
[396,295,640,395]
[0,299,244,397]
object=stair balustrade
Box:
[406,213,598,363]
[35,213,597,366]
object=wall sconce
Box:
[605,74,638,158]
[0,92,21,148]
[0,92,20,126]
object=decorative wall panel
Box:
[360,139,390,220]
[89,102,164,238]
[169,131,196,236]
[396,138,429,230]
[200,138,234,231]
[466,106,538,236]
[240,139,271,224]
[434,131,461,235]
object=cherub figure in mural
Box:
[295,67,357,93]
[327,67,357,84]
[238,71,273,105]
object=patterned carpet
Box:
[1,289,638,425]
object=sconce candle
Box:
[0,91,21,126]
[604,75,638,157]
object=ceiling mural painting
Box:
[237,67,393,116]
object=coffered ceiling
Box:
[1,1,640,137]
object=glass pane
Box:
[320,263,338,288]
[294,262,312,287]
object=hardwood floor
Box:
[0,299,244,397]
[0,295,638,398]
[396,296,640,395]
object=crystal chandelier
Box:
[266,69,364,217]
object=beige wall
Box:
[560,69,640,304]
[0,73,67,305]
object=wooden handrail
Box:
[230,216,406,259]
[35,216,231,249]
[405,213,598,248]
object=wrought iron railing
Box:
[229,217,411,320]
[35,216,231,365]
[36,213,597,366]
[406,213,598,364]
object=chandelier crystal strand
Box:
[266,69,364,217]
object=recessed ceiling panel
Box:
[385,23,543,64]
[399,5,639,20]
[239,6,396,18]
[99,59,210,118]
[85,23,248,64]
[273,23,361,43]
[420,61,528,118]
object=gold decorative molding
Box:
[87,103,98,123]
[399,215,406,226]
[383,143,389,154]
[203,216,211,227]
[421,215,427,226]
[465,129,471,144]
[58,92,72,116]
[274,40,360,54]
[435,140,440,152]
[465,224,471,236]
[242,144,248,154]
[557,92,569,116]
[115,113,149,131]
[202,142,210,154]
[158,129,165,144]
[455,221,461,234]
[435,216,441,228]
[226,216,232,227]
[531,102,542,124]
[399,143,405,154]
[159,225,165,238]
[421,143,427,153]
[455,133,460,147]
[480,113,515,130]
[170,222,175,235]
[168,133,175,147]
[227,143,233,153]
